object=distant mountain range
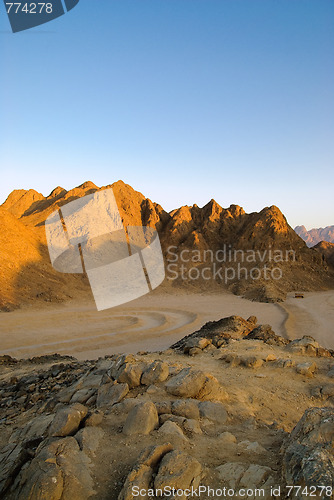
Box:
[294,225,334,247]
[1,181,333,310]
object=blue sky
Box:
[1,0,333,229]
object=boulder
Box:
[13,437,94,500]
[216,462,246,489]
[165,368,207,398]
[154,450,202,491]
[123,402,159,435]
[96,382,129,408]
[158,421,188,442]
[219,432,237,444]
[165,368,227,400]
[49,403,88,437]
[75,427,104,457]
[0,443,29,496]
[118,444,173,500]
[198,401,228,424]
[118,464,152,500]
[141,361,169,385]
[296,362,317,378]
[108,354,137,379]
[117,363,143,389]
[286,336,332,357]
[239,464,272,488]
[172,399,200,420]
[136,443,173,468]
[282,407,334,491]
[84,411,103,427]
[246,324,289,346]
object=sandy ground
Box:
[0,289,333,359]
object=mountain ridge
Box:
[295,224,334,247]
[1,181,333,310]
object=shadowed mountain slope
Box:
[1,181,333,310]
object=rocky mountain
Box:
[1,181,334,310]
[295,225,334,247]
[0,316,333,499]
[313,241,334,268]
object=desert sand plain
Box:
[0,289,333,360]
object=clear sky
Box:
[1,0,333,229]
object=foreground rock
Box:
[282,407,334,493]
[13,437,94,500]
[1,316,334,499]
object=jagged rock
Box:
[118,464,152,500]
[0,443,29,496]
[118,444,173,500]
[286,336,332,357]
[0,355,17,365]
[96,382,129,408]
[296,362,317,378]
[183,337,212,354]
[48,403,88,437]
[70,388,96,405]
[246,324,289,346]
[141,361,169,385]
[108,354,137,380]
[282,407,334,492]
[13,437,94,500]
[154,450,202,491]
[9,414,54,445]
[123,402,159,435]
[84,411,103,427]
[136,443,173,468]
[75,427,104,457]
[217,462,272,492]
[274,358,296,368]
[171,316,256,351]
[158,421,188,441]
[172,399,200,419]
[198,401,228,424]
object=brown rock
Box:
[96,382,129,408]
[141,361,169,385]
[123,402,159,435]
[49,403,88,437]
[154,450,202,491]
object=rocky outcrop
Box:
[282,407,334,495]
